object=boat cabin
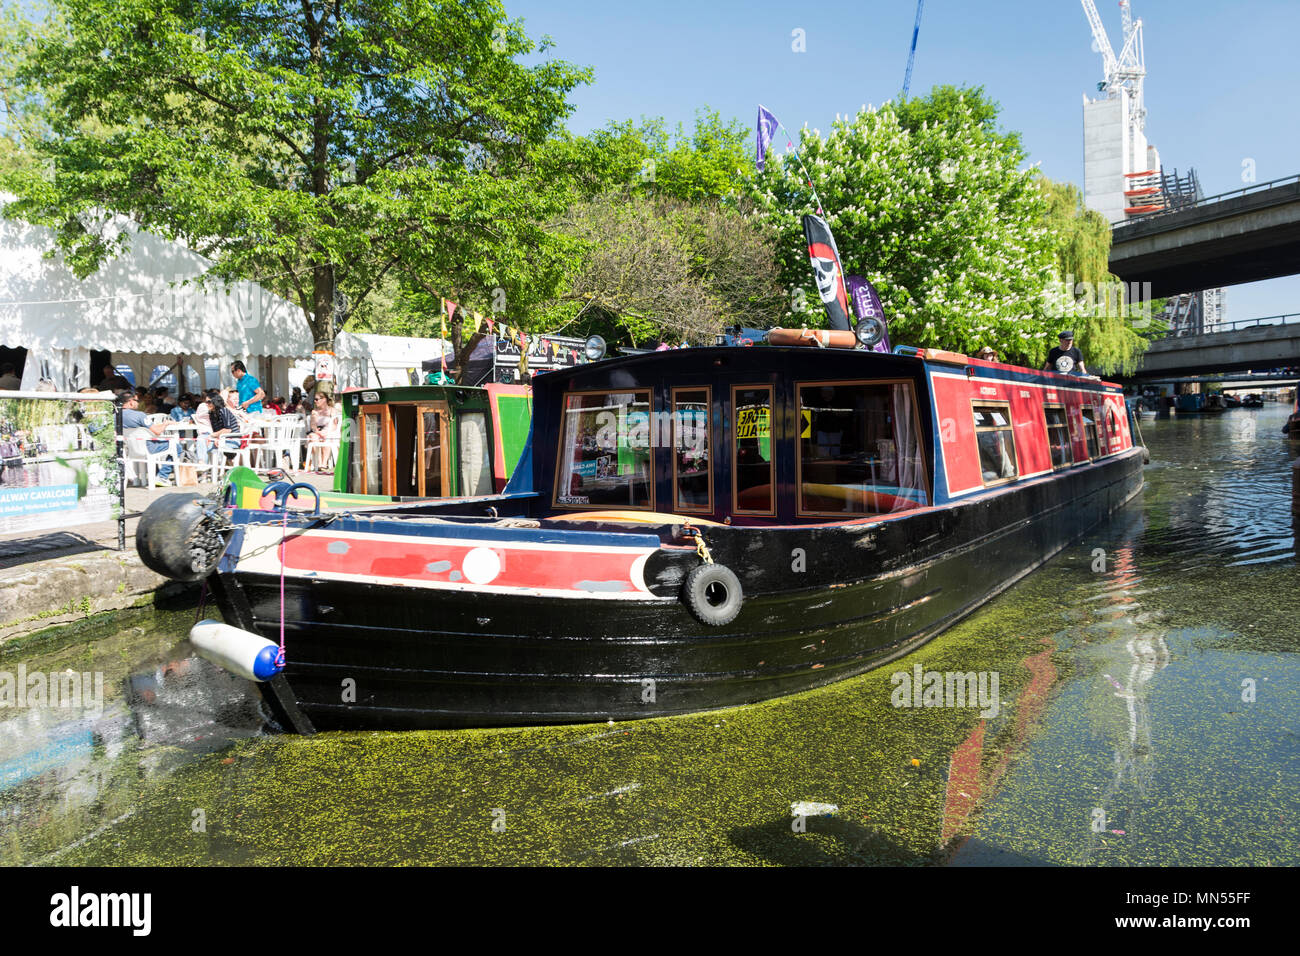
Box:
[335,383,532,498]
[508,345,1135,524]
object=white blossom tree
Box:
[749,94,1062,367]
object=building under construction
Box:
[1079,0,1223,335]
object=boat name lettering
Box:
[979,386,998,396]
[557,495,590,505]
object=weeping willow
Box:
[1036,175,1151,375]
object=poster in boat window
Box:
[557,391,651,506]
[0,397,118,534]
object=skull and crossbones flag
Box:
[802,214,852,331]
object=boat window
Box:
[554,390,652,509]
[672,388,711,512]
[733,386,774,514]
[797,382,930,514]
[972,403,1018,484]
[1081,405,1100,460]
[458,411,492,496]
[1044,405,1071,469]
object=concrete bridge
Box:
[1132,314,1300,378]
[1109,176,1300,298]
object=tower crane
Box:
[901,0,924,99]
[1081,0,1147,132]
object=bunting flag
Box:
[801,214,852,331]
[845,275,892,353]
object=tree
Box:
[1035,175,1158,374]
[540,193,786,346]
[2,0,592,345]
[749,90,1060,366]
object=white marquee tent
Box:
[333,332,454,389]
[1,196,313,397]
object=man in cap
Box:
[1044,331,1088,376]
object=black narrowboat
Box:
[145,340,1144,732]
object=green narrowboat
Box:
[225,382,533,510]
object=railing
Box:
[1162,312,1300,339]
[1112,173,1300,228]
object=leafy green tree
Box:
[1035,175,1158,374]
[535,193,785,347]
[2,0,592,345]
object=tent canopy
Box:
[1,197,311,358]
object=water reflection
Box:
[0,405,1296,865]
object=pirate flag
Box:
[802,214,851,331]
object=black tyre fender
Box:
[136,493,229,582]
[682,563,743,627]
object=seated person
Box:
[119,391,175,485]
[169,394,195,422]
[0,363,20,390]
[97,364,132,391]
[304,393,339,472]
[200,392,243,463]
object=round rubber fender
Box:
[135,493,229,582]
[682,563,743,627]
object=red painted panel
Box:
[1008,384,1050,475]
[281,534,645,594]
[931,374,982,494]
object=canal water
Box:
[2,404,1296,866]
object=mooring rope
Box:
[194,578,208,625]
[276,508,288,669]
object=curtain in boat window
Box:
[555,391,652,508]
[797,382,928,515]
[890,383,927,512]
[458,411,491,496]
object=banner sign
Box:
[0,396,119,536]
[845,275,892,353]
[492,332,591,384]
[802,214,852,331]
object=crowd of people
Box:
[107,362,339,487]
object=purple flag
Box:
[845,275,891,352]
[756,105,780,173]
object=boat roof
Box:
[530,344,1124,395]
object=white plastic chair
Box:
[124,429,179,486]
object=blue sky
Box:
[508,0,1300,319]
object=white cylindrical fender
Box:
[190,620,284,682]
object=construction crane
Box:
[901,0,924,99]
[1080,0,1147,133]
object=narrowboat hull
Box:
[214,448,1143,732]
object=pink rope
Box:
[276,509,287,668]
